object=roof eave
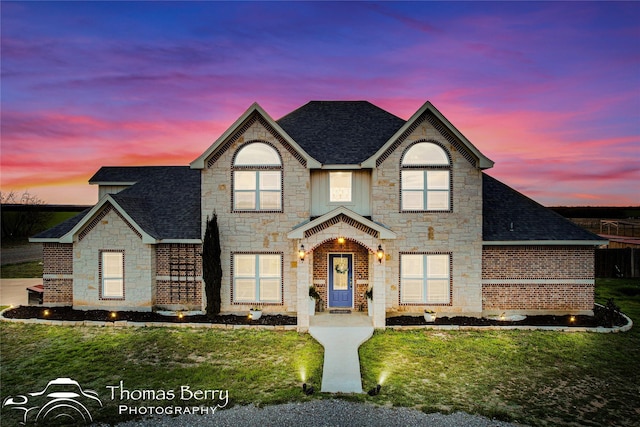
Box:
[287,206,397,240]
[190,102,320,170]
[483,240,608,246]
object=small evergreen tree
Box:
[202,213,222,317]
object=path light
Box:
[43,309,50,317]
[367,384,381,396]
[376,245,384,263]
[298,245,306,262]
[110,312,117,319]
[302,383,314,395]
[178,312,184,320]
[570,316,576,323]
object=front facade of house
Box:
[32,101,605,330]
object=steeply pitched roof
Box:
[482,173,605,243]
[276,101,406,164]
[32,167,201,241]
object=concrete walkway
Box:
[0,278,40,307]
[308,313,374,393]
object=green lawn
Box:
[359,278,640,426]
[1,279,638,426]
[0,260,43,278]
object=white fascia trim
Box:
[89,181,137,186]
[59,195,157,244]
[190,102,320,169]
[361,101,494,170]
[29,237,63,243]
[483,240,608,246]
[287,206,397,240]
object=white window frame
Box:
[329,171,352,203]
[233,253,282,304]
[233,142,282,212]
[101,251,124,299]
[400,142,451,212]
[400,253,451,304]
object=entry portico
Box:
[288,207,397,330]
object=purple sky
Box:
[1,1,639,206]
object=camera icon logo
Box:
[2,377,102,425]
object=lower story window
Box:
[233,253,282,303]
[400,253,450,304]
[101,251,124,299]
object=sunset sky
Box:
[1,1,638,206]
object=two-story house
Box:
[31,101,605,330]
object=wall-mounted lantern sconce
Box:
[337,237,345,244]
[298,244,306,262]
[376,245,384,263]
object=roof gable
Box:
[362,101,494,169]
[276,101,406,165]
[191,102,320,169]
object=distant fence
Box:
[596,248,640,278]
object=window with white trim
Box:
[401,142,451,211]
[233,254,282,303]
[400,254,450,304]
[233,142,282,211]
[101,251,124,299]
[329,171,352,202]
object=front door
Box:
[328,254,353,307]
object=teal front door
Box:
[329,254,352,307]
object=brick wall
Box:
[482,246,594,279]
[482,246,595,312]
[312,239,370,311]
[42,243,73,305]
[155,243,203,309]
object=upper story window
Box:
[329,172,352,202]
[233,142,282,211]
[400,142,451,212]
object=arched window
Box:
[400,142,451,211]
[233,142,282,211]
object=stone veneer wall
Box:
[311,239,370,312]
[482,246,595,312]
[155,243,203,309]
[372,116,484,315]
[42,243,73,305]
[73,206,156,311]
[201,117,310,313]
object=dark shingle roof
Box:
[482,173,605,242]
[277,101,405,164]
[33,167,201,240]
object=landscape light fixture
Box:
[367,384,381,396]
[376,245,384,263]
[298,245,305,262]
[302,383,314,395]
[43,309,50,317]
[110,312,117,319]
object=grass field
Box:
[1,279,638,426]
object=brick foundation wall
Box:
[312,239,370,311]
[43,278,73,304]
[482,246,595,312]
[42,243,73,305]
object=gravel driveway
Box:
[96,400,525,427]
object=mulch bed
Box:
[2,305,296,326]
[2,305,626,328]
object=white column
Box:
[297,251,311,332]
[372,253,386,329]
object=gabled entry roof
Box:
[287,207,397,240]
